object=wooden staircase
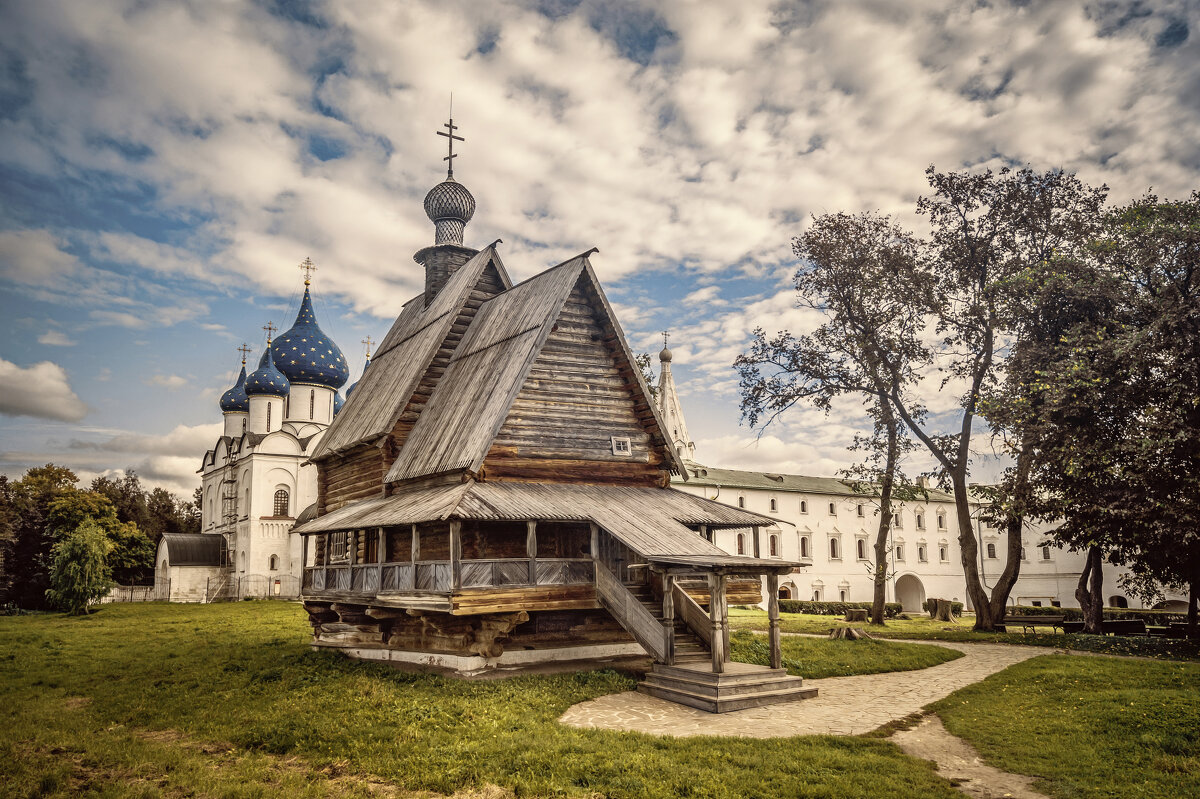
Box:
[624,582,818,713]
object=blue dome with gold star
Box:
[271,286,349,389]
[333,391,344,415]
[219,364,250,412]
[245,347,290,397]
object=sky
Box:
[0,0,1198,499]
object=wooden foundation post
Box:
[708,572,726,674]
[753,525,761,558]
[766,572,782,670]
[662,573,676,666]
[411,524,420,563]
[377,528,385,563]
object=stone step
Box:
[637,681,817,713]
[652,662,791,684]
[642,671,808,699]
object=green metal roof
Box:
[673,462,956,503]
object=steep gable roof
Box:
[384,252,683,483]
[311,244,511,460]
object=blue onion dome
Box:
[271,286,349,389]
[219,364,250,412]
[245,346,290,397]
[424,177,475,245]
[345,356,370,398]
[333,391,344,415]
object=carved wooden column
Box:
[662,573,676,666]
[527,521,538,585]
[766,572,782,670]
[708,572,726,674]
[450,520,462,589]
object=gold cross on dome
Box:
[237,343,252,365]
[263,321,277,343]
[662,330,670,348]
[299,257,317,285]
[437,100,465,179]
[362,335,375,359]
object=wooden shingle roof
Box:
[383,252,682,483]
[311,244,510,460]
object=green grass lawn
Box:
[0,602,963,799]
[729,629,962,678]
[932,655,1200,799]
[729,607,1200,660]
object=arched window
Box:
[266,401,272,429]
[800,500,808,514]
[893,512,902,528]
[986,543,997,559]
[1041,545,1051,560]
[937,514,946,529]
[856,503,865,517]
[769,497,778,512]
[1020,546,1027,560]
[895,545,904,560]
[918,545,927,562]
[242,418,247,433]
[939,545,947,561]
[800,536,809,558]
[916,513,925,530]
[738,496,746,508]
[839,590,846,602]
[769,535,778,557]
[736,533,745,555]
[269,554,279,571]
[829,538,840,559]
[273,488,289,517]
[856,539,866,560]
[828,502,836,515]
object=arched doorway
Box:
[778,583,793,600]
[154,557,170,600]
[895,574,926,613]
[1154,600,1188,612]
[1109,595,1128,608]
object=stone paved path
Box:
[559,640,1050,737]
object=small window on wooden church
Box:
[610,436,632,456]
[328,531,350,564]
[273,489,289,517]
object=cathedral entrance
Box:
[895,573,925,613]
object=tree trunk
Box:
[951,471,993,630]
[871,399,901,626]
[987,444,1032,624]
[1075,545,1104,634]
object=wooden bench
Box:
[1000,614,1064,634]
[1101,619,1147,637]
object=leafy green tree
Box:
[997,192,1200,630]
[736,212,933,625]
[45,519,112,614]
[48,491,153,585]
[3,465,79,607]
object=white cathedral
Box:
[153,264,367,601]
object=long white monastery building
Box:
[656,346,1185,613]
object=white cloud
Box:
[146,374,188,390]
[0,359,88,422]
[0,229,79,285]
[37,330,76,347]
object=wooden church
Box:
[294,121,815,712]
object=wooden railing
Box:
[594,560,667,662]
[673,581,729,660]
[303,558,593,596]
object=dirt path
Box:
[890,715,1050,799]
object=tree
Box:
[878,166,1107,630]
[2,465,79,607]
[1001,192,1200,631]
[45,519,112,614]
[48,491,153,585]
[736,212,933,625]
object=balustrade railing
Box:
[303,556,591,596]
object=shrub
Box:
[45,519,113,615]
[778,599,903,619]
